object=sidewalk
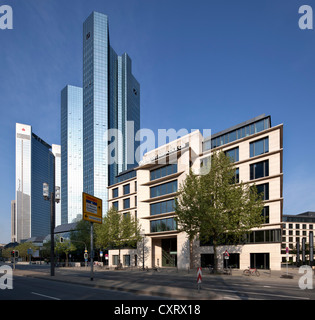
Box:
[12,265,312,300]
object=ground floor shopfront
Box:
[108,232,282,271]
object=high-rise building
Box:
[82,12,140,211]
[15,123,55,242]
[61,85,83,223]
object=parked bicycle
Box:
[243,266,260,277]
[207,264,214,274]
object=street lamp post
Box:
[43,183,60,276]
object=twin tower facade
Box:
[61,12,140,224]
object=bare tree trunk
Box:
[189,237,194,270]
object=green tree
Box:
[55,236,76,267]
[95,207,141,267]
[15,242,38,261]
[70,220,90,253]
[174,169,203,269]
[175,151,264,271]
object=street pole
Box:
[309,231,313,268]
[43,183,59,277]
[142,232,145,271]
[90,222,94,281]
[50,191,55,276]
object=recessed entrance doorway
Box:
[161,238,177,267]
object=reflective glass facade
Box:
[61,85,83,224]
[15,123,54,242]
[83,12,140,212]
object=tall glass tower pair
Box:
[61,12,140,223]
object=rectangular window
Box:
[112,188,118,198]
[112,255,118,265]
[150,180,178,198]
[123,184,130,195]
[123,198,130,209]
[123,255,130,266]
[250,137,269,158]
[254,183,269,200]
[262,206,269,223]
[250,160,269,180]
[150,218,177,233]
[150,164,177,181]
[224,147,239,162]
[230,168,239,184]
[150,199,176,216]
[113,201,119,210]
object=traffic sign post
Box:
[197,267,202,292]
[82,192,102,224]
[224,250,230,269]
[286,247,289,276]
[82,192,103,281]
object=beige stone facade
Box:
[108,115,283,271]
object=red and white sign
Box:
[197,267,202,284]
[16,123,31,136]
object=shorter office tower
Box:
[108,114,283,270]
[61,85,83,224]
[15,123,57,242]
[282,211,315,264]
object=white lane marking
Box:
[31,292,61,300]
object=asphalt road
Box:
[53,268,315,300]
[0,273,169,300]
[1,263,315,301]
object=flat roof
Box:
[204,114,270,142]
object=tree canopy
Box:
[175,151,265,270]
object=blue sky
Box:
[0,0,315,243]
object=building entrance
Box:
[250,253,270,269]
[161,238,177,267]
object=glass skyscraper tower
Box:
[15,123,55,242]
[82,12,140,210]
[61,85,83,224]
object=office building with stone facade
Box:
[107,114,283,270]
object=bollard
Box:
[197,267,202,292]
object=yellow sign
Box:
[82,192,102,224]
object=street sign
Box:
[197,267,202,284]
[224,250,229,259]
[82,192,102,224]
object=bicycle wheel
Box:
[255,270,260,277]
[243,269,250,276]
